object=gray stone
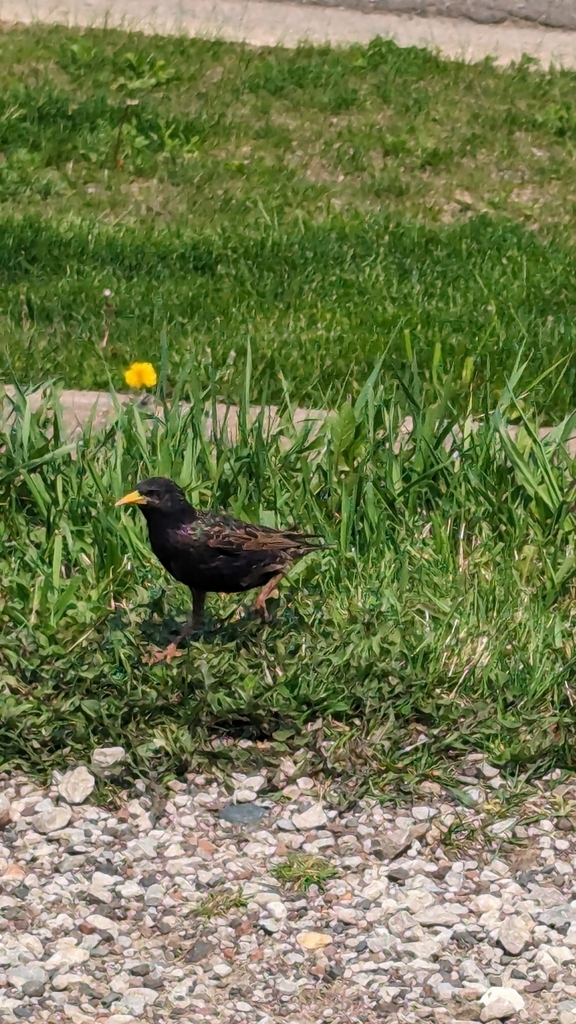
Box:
[144,884,164,906]
[185,939,214,963]
[400,938,443,959]
[218,803,267,825]
[7,965,48,990]
[21,979,46,997]
[539,905,576,929]
[58,766,95,805]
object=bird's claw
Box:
[254,603,271,623]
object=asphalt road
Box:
[266,0,576,31]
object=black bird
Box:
[115,477,322,662]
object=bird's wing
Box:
[174,517,321,555]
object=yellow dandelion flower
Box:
[124,362,158,389]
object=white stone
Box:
[119,988,158,1015]
[118,880,144,898]
[85,914,120,938]
[234,789,259,803]
[213,963,232,977]
[276,978,299,995]
[460,959,488,986]
[487,817,517,836]
[296,777,315,791]
[51,973,84,991]
[0,794,10,826]
[92,871,122,888]
[540,945,574,965]
[292,804,327,830]
[472,895,502,914]
[415,905,461,927]
[32,805,72,834]
[91,746,125,771]
[266,900,288,920]
[480,987,525,1022]
[497,915,532,956]
[411,806,437,821]
[45,939,90,971]
[333,906,358,924]
[58,767,95,805]
[242,775,266,792]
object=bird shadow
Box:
[136,598,279,653]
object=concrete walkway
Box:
[4,386,576,455]
[2,0,576,68]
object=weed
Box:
[194,887,247,919]
[2,355,576,783]
[272,854,339,892]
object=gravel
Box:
[0,757,575,1022]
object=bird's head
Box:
[115,477,190,515]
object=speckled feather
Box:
[128,478,323,595]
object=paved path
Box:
[4,386,576,456]
[267,0,576,33]
[3,0,576,68]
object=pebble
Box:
[32,804,72,833]
[91,746,126,771]
[57,766,95,804]
[292,804,328,829]
[487,817,517,836]
[0,792,10,825]
[497,914,532,955]
[7,965,48,989]
[296,931,332,951]
[218,803,267,825]
[480,986,525,1021]
[0,770,574,1024]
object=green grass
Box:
[2,363,576,784]
[2,26,576,412]
[272,855,340,892]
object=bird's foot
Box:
[144,642,186,665]
[253,600,271,623]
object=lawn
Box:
[1,26,576,413]
[2,25,576,788]
[2,366,576,787]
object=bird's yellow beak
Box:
[115,489,147,507]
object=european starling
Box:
[115,477,322,662]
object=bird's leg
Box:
[253,573,284,623]
[146,590,206,664]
